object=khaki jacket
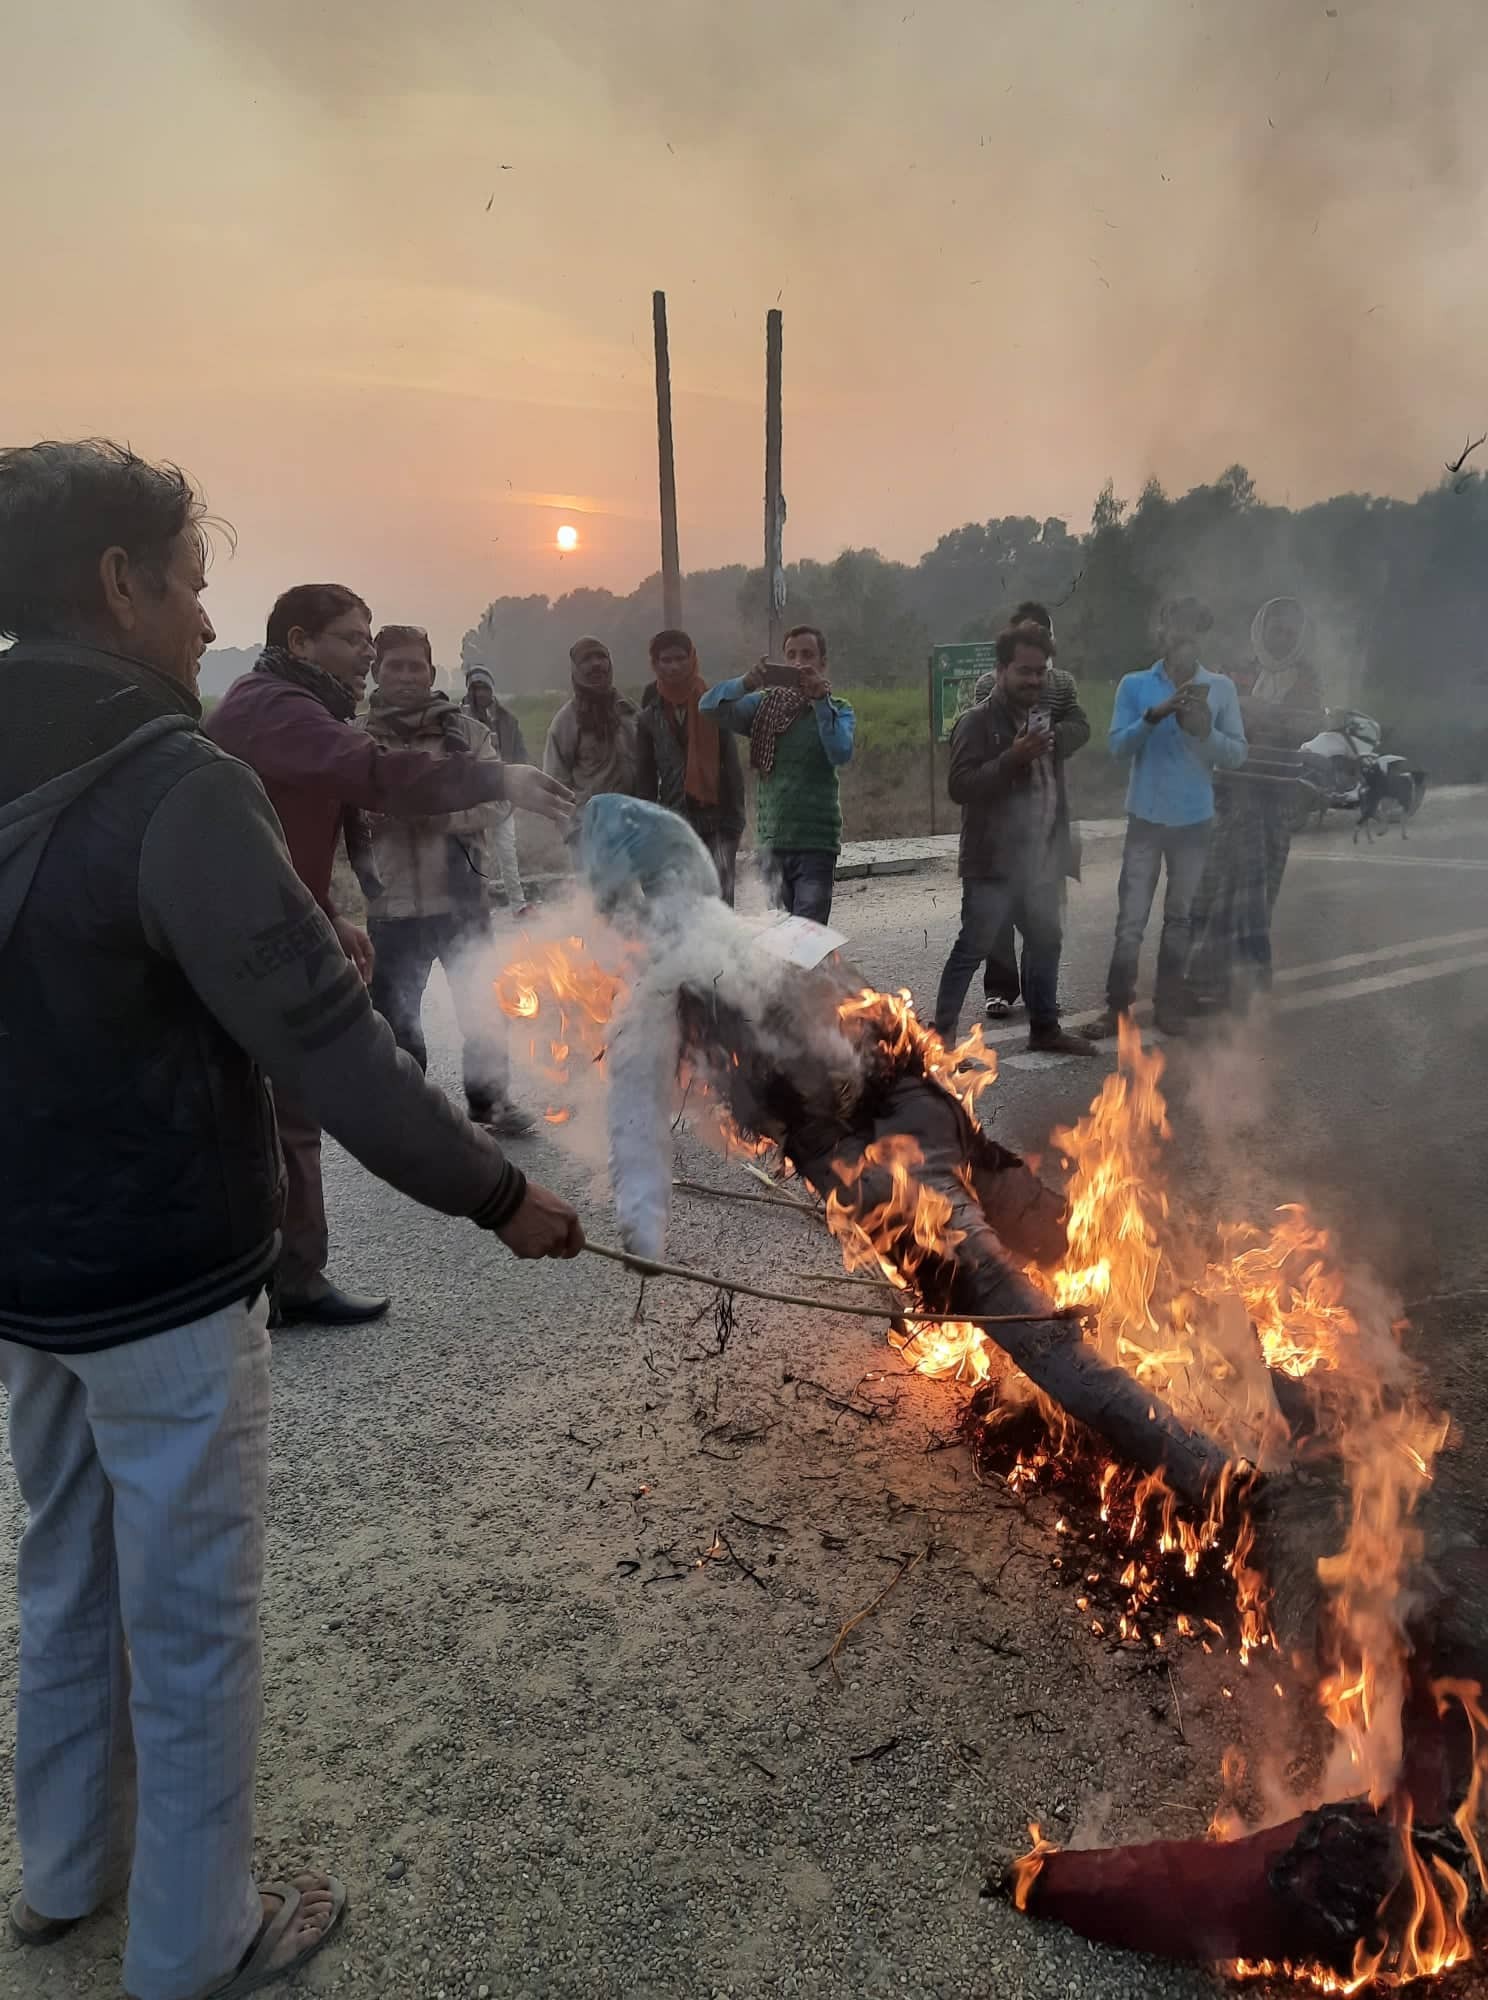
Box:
[361,695,502,920]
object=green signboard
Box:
[929,642,997,742]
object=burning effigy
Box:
[493,796,1486,1993]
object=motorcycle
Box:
[1294,711,1426,835]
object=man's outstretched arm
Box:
[138,753,583,1256]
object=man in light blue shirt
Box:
[1082,598,1246,1040]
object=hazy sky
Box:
[4,0,1484,660]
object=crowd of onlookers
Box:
[215,580,1326,1234]
[0,438,1330,2000]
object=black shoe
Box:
[473,1102,538,1140]
[1028,1026,1100,1058]
[270,1283,390,1329]
[1079,1010,1129,1042]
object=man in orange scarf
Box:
[634,629,746,903]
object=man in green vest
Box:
[701,624,855,922]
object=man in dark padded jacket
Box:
[0,440,583,2000]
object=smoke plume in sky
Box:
[4,0,1484,657]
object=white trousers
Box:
[0,1296,270,2000]
[491,809,526,911]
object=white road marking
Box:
[1268,949,1488,1016]
[1272,927,1488,985]
[972,925,1488,1053]
[1291,851,1488,871]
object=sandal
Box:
[198,1876,347,1999]
[9,1891,79,1946]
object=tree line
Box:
[462,464,1488,771]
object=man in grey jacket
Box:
[0,441,582,2000]
[971,602,1089,1020]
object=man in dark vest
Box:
[0,440,583,2000]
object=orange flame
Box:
[1008,1822,1059,1912]
[493,935,631,1121]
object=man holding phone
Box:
[1083,596,1247,1040]
[932,622,1093,1055]
[701,624,855,922]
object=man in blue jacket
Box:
[1082,597,1247,1040]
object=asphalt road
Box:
[838,784,1488,1310]
[2,789,1485,2000]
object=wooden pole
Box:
[653,291,682,626]
[764,308,784,653]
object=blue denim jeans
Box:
[759,848,836,924]
[0,1298,271,2000]
[934,873,1064,1040]
[1105,815,1213,1014]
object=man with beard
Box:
[971,601,1090,1021]
[0,440,582,2000]
[462,663,533,919]
[932,622,1094,1056]
[360,627,535,1138]
[634,628,745,903]
[209,586,571,1326]
[543,636,640,810]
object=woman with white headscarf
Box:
[1185,597,1325,1015]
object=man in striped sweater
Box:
[972,603,1089,1019]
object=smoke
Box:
[460,879,861,1257]
[165,0,1488,547]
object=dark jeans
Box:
[982,916,1022,1004]
[370,912,509,1117]
[706,832,740,908]
[759,848,836,924]
[272,1087,328,1295]
[934,873,1064,1040]
[1105,816,1213,1015]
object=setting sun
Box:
[555,523,579,552]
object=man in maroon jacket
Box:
[209,584,572,1327]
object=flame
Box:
[488,945,1469,1990]
[835,986,999,1121]
[1008,1822,1058,1912]
[970,1009,1472,1991]
[493,934,631,1118]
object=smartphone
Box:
[1027,703,1052,738]
[758,657,799,690]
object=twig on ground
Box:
[1167,1660,1188,1745]
[992,1545,1043,1590]
[713,1288,737,1355]
[730,1512,789,1536]
[743,1162,815,1207]
[582,1240,1076,1328]
[697,1525,768,1591]
[739,1752,779,1782]
[811,1544,931,1684]
[787,1373,895,1423]
[849,1737,901,1764]
[675,1176,819,1215]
